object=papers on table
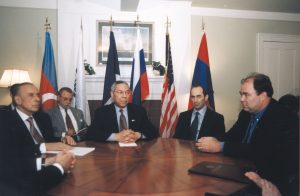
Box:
[119,142,137,147]
[47,147,95,156]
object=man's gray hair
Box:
[110,80,129,92]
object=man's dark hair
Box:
[13,82,34,95]
[9,83,21,106]
[191,85,207,96]
[241,72,273,97]
[58,87,73,96]
[11,82,34,105]
[279,94,299,115]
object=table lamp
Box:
[0,69,32,87]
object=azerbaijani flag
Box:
[39,31,58,111]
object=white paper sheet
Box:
[118,142,137,147]
[47,147,95,156]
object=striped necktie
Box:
[119,109,127,131]
[27,117,45,143]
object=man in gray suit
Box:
[46,87,87,143]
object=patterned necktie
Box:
[65,108,75,130]
[27,117,45,143]
[242,115,256,143]
[119,109,127,131]
[190,112,199,141]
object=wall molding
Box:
[191,7,300,22]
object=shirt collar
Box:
[16,108,31,121]
[193,106,207,116]
[59,105,69,112]
[253,104,268,120]
[114,105,128,113]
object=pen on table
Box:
[74,127,87,136]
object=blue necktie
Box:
[242,115,256,143]
[191,112,199,141]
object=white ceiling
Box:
[190,0,300,14]
[0,0,299,13]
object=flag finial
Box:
[109,15,114,32]
[44,17,51,32]
[134,15,141,27]
[165,17,171,35]
[201,17,205,32]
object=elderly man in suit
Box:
[197,73,299,195]
[0,82,76,195]
[46,87,87,143]
[174,85,225,143]
[88,80,158,142]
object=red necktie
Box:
[65,108,75,130]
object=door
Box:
[257,33,300,99]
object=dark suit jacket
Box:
[88,103,158,142]
[174,108,225,141]
[223,99,299,193]
[0,109,63,195]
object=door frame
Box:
[256,33,300,72]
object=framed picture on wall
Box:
[97,21,153,65]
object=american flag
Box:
[159,33,178,138]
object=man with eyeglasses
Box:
[196,73,299,195]
[46,87,87,144]
[88,80,158,142]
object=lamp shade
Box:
[0,69,32,87]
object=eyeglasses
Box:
[114,90,131,96]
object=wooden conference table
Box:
[48,138,252,196]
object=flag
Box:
[39,31,58,111]
[74,20,86,120]
[188,32,215,110]
[159,33,178,138]
[130,27,149,104]
[102,31,120,105]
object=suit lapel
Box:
[186,110,194,139]
[12,110,36,145]
[70,108,79,129]
[110,103,120,132]
[55,106,66,131]
[199,109,210,137]
[127,104,134,129]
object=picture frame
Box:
[97,21,153,65]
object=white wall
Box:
[191,16,300,128]
[0,1,300,129]
[57,0,192,113]
[0,6,57,105]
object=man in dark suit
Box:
[88,80,158,142]
[0,82,76,195]
[46,87,87,143]
[197,73,299,195]
[174,85,225,142]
